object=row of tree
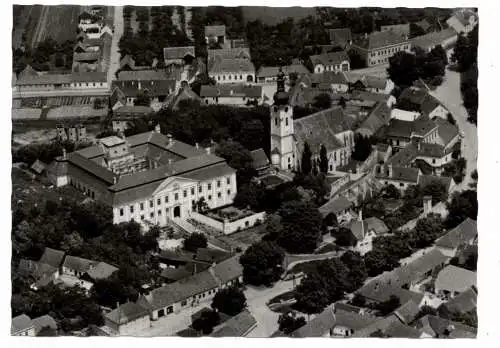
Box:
[451,26,478,124]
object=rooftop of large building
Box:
[353,30,409,50]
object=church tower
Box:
[270,67,295,170]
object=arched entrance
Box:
[173,206,181,218]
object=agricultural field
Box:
[25,5,82,48]
[241,6,316,25]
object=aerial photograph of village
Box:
[11,5,478,338]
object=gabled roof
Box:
[329,28,352,46]
[210,310,257,337]
[171,85,202,110]
[435,265,476,294]
[209,58,255,74]
[309,51,350,67]
[319,196,353,217]
[62,255,97,273]
[145,270,219,310]
[211,254,243,284]
[384,116,437,139]
[333,309,379,330]
[416,315,476,338]
[434,117,459,147]
[39,247,65,269]
[257,64,309,78]
[208,47,251,61]
[440,287,477,314]
[450,9,477,27]
[410,28,457,51]
[11,314,34,334]
[117,69,171,81]
[376,164,420,183]
[111,79,176,98]
[294,106,353,155]
[119,54,136,70]
[380,23,410,37]
[200,84,262,98]
[31,159,47,174]
[67,152,116,184]
[105,302,150,325]
[250,148,270,169]
[391,300,420,325]
[163,46,195,60]
[74,51,100,62]
[71,71,107,82]
[86,262,119,280]
[291,305,336,337]
[32,315,57,335]
[354,30,408,50]
[357,102,391,137]
[350,217,389,240]
[435,218,477,249]
[205,25,226,37]
[114,105,154,116]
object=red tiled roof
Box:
[310,51,349,67]
[435,218,477,249]
[163,46,195,60]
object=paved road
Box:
[430,68,478,189]
[285,250,344,271]
[108,5,124,85]
[244,279,300,337]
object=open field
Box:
[29,5,82,47]
[241,6,316,25]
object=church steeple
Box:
[273,67,289,106]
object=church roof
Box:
[294,107,353,155]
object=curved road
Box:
[108,6,124,85]
[430,68,478,189]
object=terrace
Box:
[190,205,266,235]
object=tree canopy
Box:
[211,286,247,316]
[183,232,208,252]
[239,240,285,286]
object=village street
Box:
[108,5,123,85]
[430,67,478,189]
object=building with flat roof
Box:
[48,127,237,228]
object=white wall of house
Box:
[211,72,255,84]
[202,96,261,106]
[314,60,350,74]
[355,230,378,256]
[378,178,417,193]
[113,173,237,226]
[331,83,349,93]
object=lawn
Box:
[287,259,324,276]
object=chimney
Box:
[116,301,120,309]
[206,147,211,155]
[138,81,141,89]
[155,124,161,133]
[358,209,363,222]
[195,142,199,149]
[113,176,117,185]
[388,164,393,178]
[423,195,432,216]
[62,148,67,159]
[167,133,173,146]
[364,32,368,39]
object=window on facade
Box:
[181,300,187,306]
[400,183,404,187]
[229,75,232,80]
[432,159,436,164]
[140,203,144,210]
[217,180,221,188]
[240,75,243,80]
[150,200,153,208]
[157,198,161,205]
[218,192,222,198]
[286,117,289,126]
[223,76,226,80]
[130,206,134,213]
[208,183,212,190]
[175,193,179,201]
[191,187,195,195]
[275,118,278,126]
[226,177,230,185]
[158,209,162,216]
[183,190,187,198]
[120,208,124,216]
[198,185,202,193]
[208,195,212,200]
[227,189,231,195]
[165,196,169,203]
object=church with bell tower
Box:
[270,67,297,171]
